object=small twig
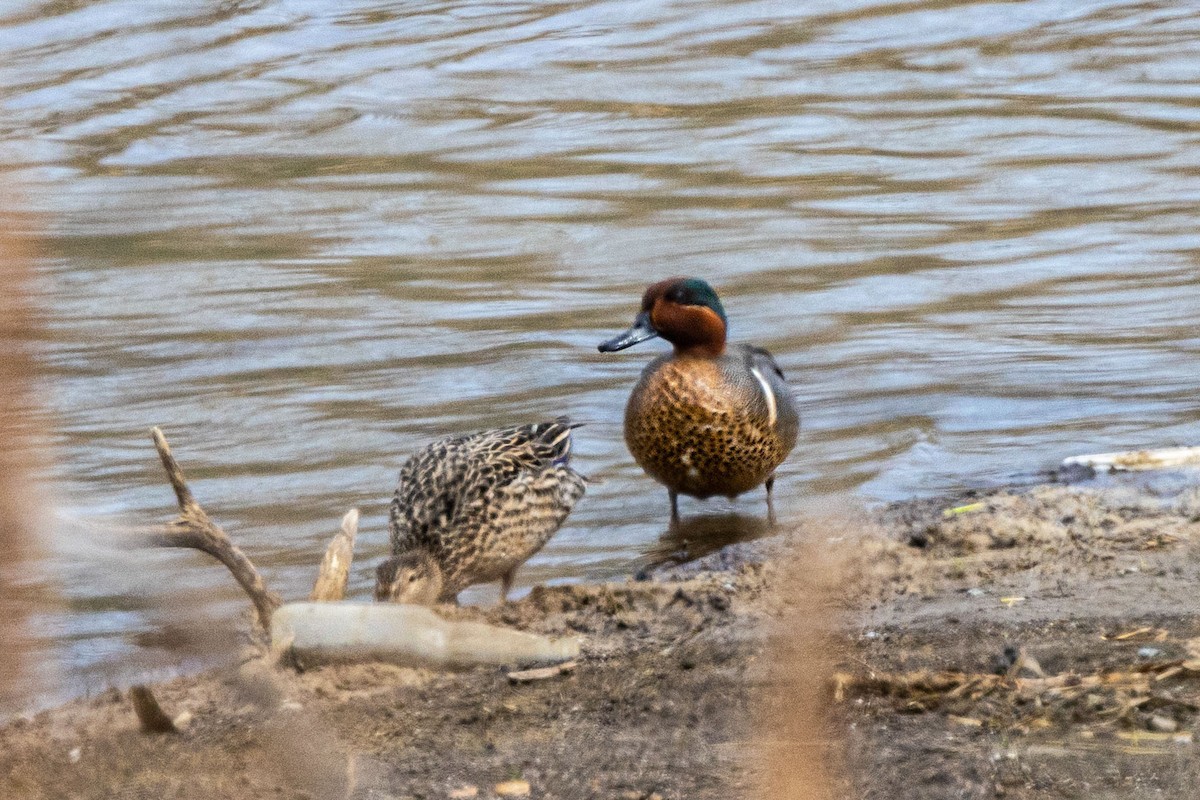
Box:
[144,427,281,631]
[507,660,578,684]
[310,509,358,602]
[129,685,178,734]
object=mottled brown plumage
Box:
[599,277,799,523]
[376,419,586,604]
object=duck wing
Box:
[745,344,787,380]
[736,344,800,442]
[388,418,583,553]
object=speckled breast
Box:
[623,354,797,498]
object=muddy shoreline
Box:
[3,479,1199,799]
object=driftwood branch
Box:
[310,509,358,601]
[145,427,282,631]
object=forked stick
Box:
[145,427,282,631]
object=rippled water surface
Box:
[3,0,1200,708]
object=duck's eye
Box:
[409,573,419,582]
[667,286,689,304]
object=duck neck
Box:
[674,340,725,358]
[654,302,727,358]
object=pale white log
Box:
[1062,446,1200,472]
[271,602,580,668]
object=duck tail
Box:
[537,416,583,466]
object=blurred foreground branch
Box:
[0,190,44,704]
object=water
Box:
[2,0,1199,710]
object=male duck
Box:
[375,418,586,604]
[598,277,798,524]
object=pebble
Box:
[1137,646,1163,659]
[448,786,478,799]
[172,711,194,730]
[495,779,531,797]
[1149,715,1178,733]
[966,588,987,597]
[68,746,82,764]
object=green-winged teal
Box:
[375,418,586,604]
[598,277,799,524]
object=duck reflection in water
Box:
[637,512,774,576]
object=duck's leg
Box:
[765,476,778,526]
[500,569,515,604]
[669,490,680,526]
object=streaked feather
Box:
[386,418,586,600]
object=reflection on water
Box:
[638,513,775,575]
[1,0,1200,708]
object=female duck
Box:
[598,277,798,524]
[375,418,586,604]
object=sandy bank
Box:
[2,480,1199,799]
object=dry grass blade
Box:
[758,533,847,800]
[0,195,44,710]
[835,669,1005,701]
[835,658,1200,716]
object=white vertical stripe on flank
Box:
[749,367,777,427]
